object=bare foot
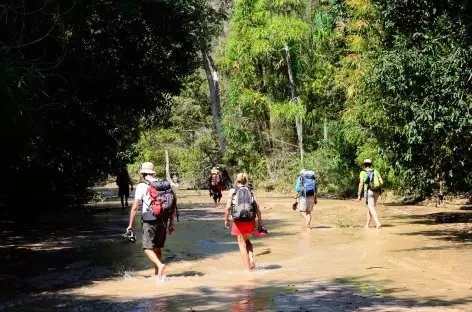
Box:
[364,225,370,229]
[249,260,256,271]
[376,225,382,230]
[157,263,166,279]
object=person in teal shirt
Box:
[293,169,318,229]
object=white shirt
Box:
[135,178,156,221]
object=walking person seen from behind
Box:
[116,166,133,209]
[127,162,177,282]
[225,173,264,271]
[293,169,318,229]
[209,167,223,204]
[357,159,383,229]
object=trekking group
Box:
[125,159,383,279]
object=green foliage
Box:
[354,0,472,197]
[0,0,222,218]
[11,0,470,205]
[128,0,472,201]
[131,74,222,188]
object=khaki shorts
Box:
[365,190,380,210]
[299,196,315,212]
[142,217,168,250]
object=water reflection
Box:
[230,281,275,312]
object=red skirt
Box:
[231,220,255,236]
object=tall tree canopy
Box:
[1,0,220,218]
[134,0,472,200]
[356,0,472,196]
[4,0,472,211]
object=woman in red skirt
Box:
[224,173,263,271]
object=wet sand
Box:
[1,186,471,311]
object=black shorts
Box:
[118,186,129,198]
[142,218,168,250]
[210,186,222,196]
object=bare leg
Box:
[237,235,251,271]
[368,206,381,229]
[243,234,255,270]
[367,191,381,229]
[154,248,166,277]
[300,211,310,225]
[300,211,307,221]
[144,248,166,279]
[212,189,218,205]
[120,195,125,209]
[365,209,371,228]
[305,211,312,228]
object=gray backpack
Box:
[231,186,256,221]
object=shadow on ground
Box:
[398,228,472,243]
[391,211,472,243]
[1,278,470,311]
[394,211,472,226]
[0,196,293,302]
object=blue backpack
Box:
[300,170,318,196]
[364,169,381,191]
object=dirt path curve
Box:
[1,185,471,311]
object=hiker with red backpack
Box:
[126,162,178,282]
[293,169,318,229]
[209,167,223,204]
[225,173,265,271]
[357,159,383,229]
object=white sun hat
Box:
[140,162,155,174]
[363,159,372,165]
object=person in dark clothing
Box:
[209,167,223,204]
[116,166,133,209]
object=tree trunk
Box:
[323,118,328,141]
[284,43,304,163]
[165,149,178,187]
[202,49,227,156]
[256,127,276,180]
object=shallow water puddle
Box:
[1,188,471,311]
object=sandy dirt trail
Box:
[1,185,471,311]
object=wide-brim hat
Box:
[140,162,155,174]
[363,159,373,165]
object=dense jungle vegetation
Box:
[132,0,472,198]
[2,0,472,218]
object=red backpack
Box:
[141,179,177,218]
[211,173,223,190]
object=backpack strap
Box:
[173,196,179,223]
[231,187,239,207]
[299,175,305,195]
[138,180,152,197]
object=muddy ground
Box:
[1,185,471,311]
